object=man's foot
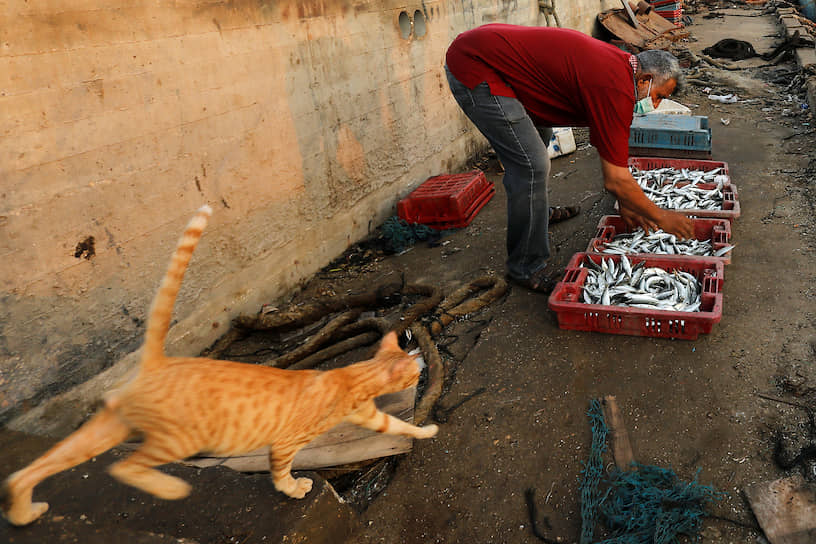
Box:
[507,267,563,294]
[549,206,580,224]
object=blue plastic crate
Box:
[629,114,711,158]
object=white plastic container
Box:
[646,98,692,116]
[548,127,576,158]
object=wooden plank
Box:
[181,387,416,472]
[598,8,688,51]
[744,475,816,544]
[621,0,640,29]
[602,396,635,471]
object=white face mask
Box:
[634,80,654,114]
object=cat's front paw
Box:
[416,424,438,438]
[4,501,49,526]
[155,479,192,500]
[288,477,313,499]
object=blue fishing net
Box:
[580,400,722,544]
[580,399,610,544]
[380,216,442,254]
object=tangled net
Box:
[579,399,723,544]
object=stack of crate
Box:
[649,0,683,25]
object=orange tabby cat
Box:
[2,205,438,526]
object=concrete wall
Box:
[544,0,622,35]
[1,0,617,431]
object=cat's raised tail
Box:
[140,205,212,371]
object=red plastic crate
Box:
[677,183,740,222]
[397,171,495,230]
[616,183,741,222]
[629,157,730,185]
[657,9,682,18]
[586,215,733,264]
[547,252,724,340]
[650,0,682,7]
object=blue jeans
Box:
[445,66,552,281]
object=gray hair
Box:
[636,50,684,94]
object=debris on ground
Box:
[744,474,816,544]
[597,4,690,52]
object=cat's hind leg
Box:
[345,400,438,439]
[268,445,312,499]
[2,408,131,526]
[107,438,194,500]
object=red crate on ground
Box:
[548,252,724,340]
[629,157,730,184]
[397,171,495,230]
[586,215,734,264]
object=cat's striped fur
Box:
[2,205,437,526]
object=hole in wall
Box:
[398,11,412,39]
[413,10,427,37]
[74,236,96,260]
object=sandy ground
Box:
[2,5,815,544]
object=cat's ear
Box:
[377,331,400,353]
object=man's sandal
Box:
[507,267,563,294]
[549,205,581,224]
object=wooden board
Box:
[181,387,416,472]
[598,8,689,52]
[602,395,635,471]
[620,0,640,29]
[744,475,816,544]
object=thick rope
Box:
[265,309,362,369]
[411,322,443,426]
[287,332,381,371]
[229,276,506,426]
[429,277,508,336]
[232,281,403,330]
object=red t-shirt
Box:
[446,24,636,167]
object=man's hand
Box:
[601,158,694,239]
[621,201,694,239]
[619,203,658,233]
[655,209,694,239]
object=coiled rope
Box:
[213,275,507,426]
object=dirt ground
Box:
[341,8,816,544]
[3,5,816,544]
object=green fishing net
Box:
[380,216,441,254]
[579,399,723,544]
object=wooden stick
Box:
[602,396,635,471]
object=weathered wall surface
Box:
[542,0,622,35]
[1,0,615,431]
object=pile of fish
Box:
[630,166,728,211]
[598,228,734,258]
[580,255,703,312]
